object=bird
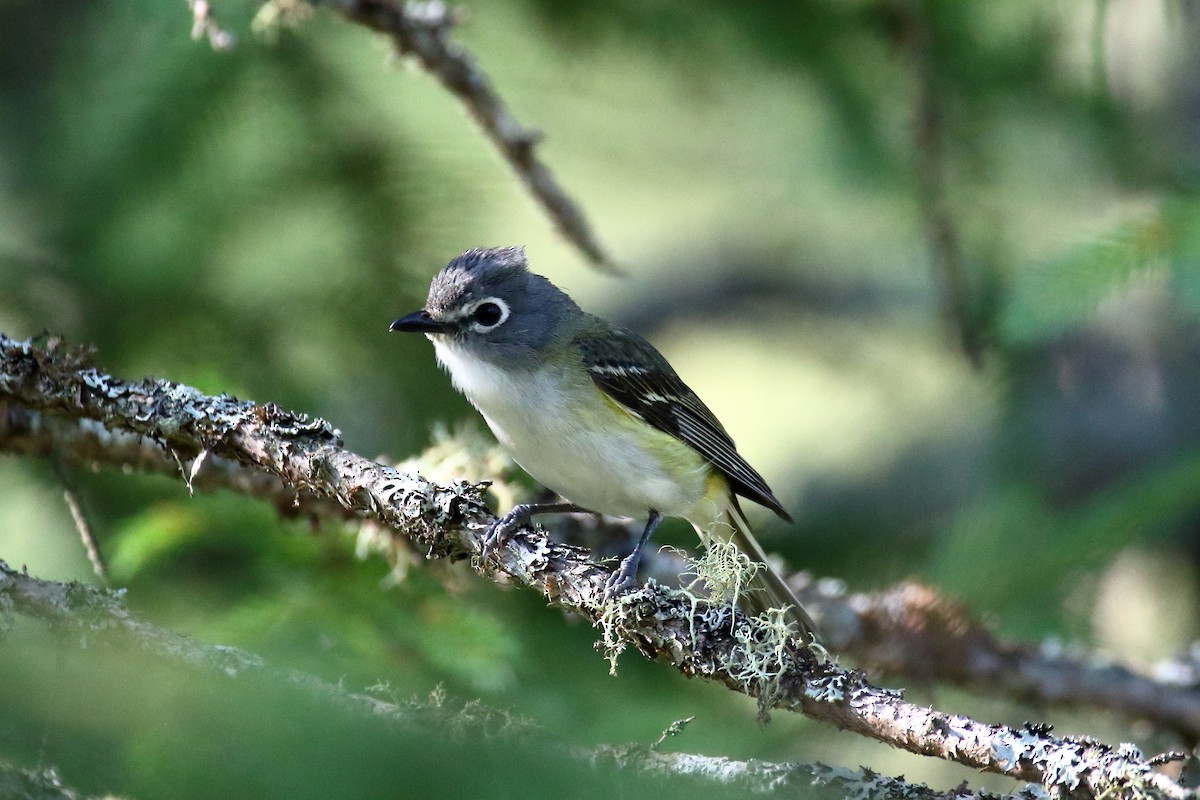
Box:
[390,246,817,642]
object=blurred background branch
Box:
[902,0,989,367]
[805,580,1200,740]
[0,763,107,800]
[321,0,614,268]
[1,558,1058,800]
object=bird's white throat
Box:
[430,337,524,407]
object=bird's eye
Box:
[469,298,509,331]
[473,303,502,325]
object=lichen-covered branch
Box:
[314,0,614,269]
[1,558,269,677]
[0,401,357,522]
[8,399,1196,745]
[0,332,1190,799]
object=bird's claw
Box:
[602,553,641,602]
[481,504,532,561]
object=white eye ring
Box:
[467,297,510,332]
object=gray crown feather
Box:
[446,246,528,276]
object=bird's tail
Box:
[711,498,818,644]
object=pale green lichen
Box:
[594,550,801,719]
[677,541,803,717]
[596,587,653,675]
[680,539,763,611]
[724,606,797,719]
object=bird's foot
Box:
[602,552,642,602]
[481,504,533,561]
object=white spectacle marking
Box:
[467,296,511,333]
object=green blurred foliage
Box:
[0,625,749,800]
[2,0,1200,796]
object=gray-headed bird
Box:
[391,246,816,642]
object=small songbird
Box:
[391,246,816,642]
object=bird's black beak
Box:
[389,310,450,334]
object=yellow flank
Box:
[596,390,709,474]
[595,387,728,523]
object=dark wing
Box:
[575,322,793,523]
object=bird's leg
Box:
[483,501,588,559]
[604,510,663,600]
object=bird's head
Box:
[390,246,580,364]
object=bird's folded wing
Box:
[575,324,792,523]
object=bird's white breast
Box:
[430,337,710,519]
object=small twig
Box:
[325,0,615,270]
[903,2,984,366]
[50,459,108,585]
[650,716,694,751]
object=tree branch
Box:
[0,332,1190,799]
[313,0,615,270]
[5,391,1200,744]
[0,556,526,730]
[0,401,357,522]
